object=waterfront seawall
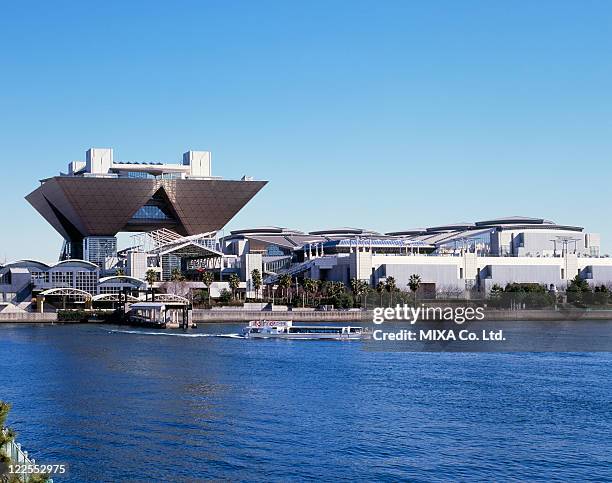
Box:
[193,309,368,322]
[1,309,611,324]
[0,312,58,323]
[192,308,612,323]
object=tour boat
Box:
[242,320,366,340]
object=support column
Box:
[37,295,45,314]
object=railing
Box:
[1,428,46,483]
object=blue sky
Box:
[1,1,611,262]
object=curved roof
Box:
[385,229,427,236]
[324,238,433,248]
[54,259,99,269]
[153,293,190,305]
[98,275,147,286]
[230,227,305,236]
[475,216,554,227]
[308,227,381,236]
[39,287,92,298]
[426,223,475,233]
[92,293,141,302]
[2,259,51,270]
[1,259,99,270]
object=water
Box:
[1,323,611,482]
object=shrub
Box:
[57,310,87,322]
[330,292,354,309]
[218,289,232,303]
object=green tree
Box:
[279,274,292,302]
[228,273,241,300]
[251,269,262,299]
[566,275,591,306]
[0,401,15,451]
[331,291,354,309]
[145,269,158,287]
[115,267,125,276]
[201,270,214,306]
[218,288,232,303]
[360,281,371,309]
[385,276,397,306]
[594,284,609,305]
[408,274,421,293]
[376,281,386,306]
[303,278,317,306]
[171,268,184,282]
[326,281,345,299]
[1,401,49,483]
[350,278,369,308]
[350,278,361,303]
[488,283,505,307]
[408,274,421,304]
[499,283,556,309]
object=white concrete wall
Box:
[69,160,86,174]
[369,252,612,291]
[86,148,113,174]
[350,251,373,281]
[384,263,464,291]
[492,228,600,257]
[127,252,148,281]
[589,266,612,286]
[241,253,263,297]
[183,150,212,178]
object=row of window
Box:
[30,271,98,292]
[121,171,183,180]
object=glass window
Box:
[131,205,172,220]
[76,271,98,294]
[51,271,74,288]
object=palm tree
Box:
[303,278,317,306]
[320,281,329,301]
[145,269,157,287]
[201,270,214,306]
[376,281,385,306]
[360,281,370,309]
[385,276,397,306]
[279,274,292,303]
[228,273,241,300]
[171,268,184,282]
[408,274,421,305]
[326,281,345,299]
[251,269,262,299]
[115,267,125,276]
[350,278,368,308]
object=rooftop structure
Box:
[308,227,382,237]
[26,147,267,269]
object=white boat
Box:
[242,320,366,340]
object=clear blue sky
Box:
[1,1,611,262]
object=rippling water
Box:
[1,323,611,482]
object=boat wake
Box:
[107,329,244,338]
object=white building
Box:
[256,217,612,295]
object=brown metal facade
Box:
[26,177,267,240]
